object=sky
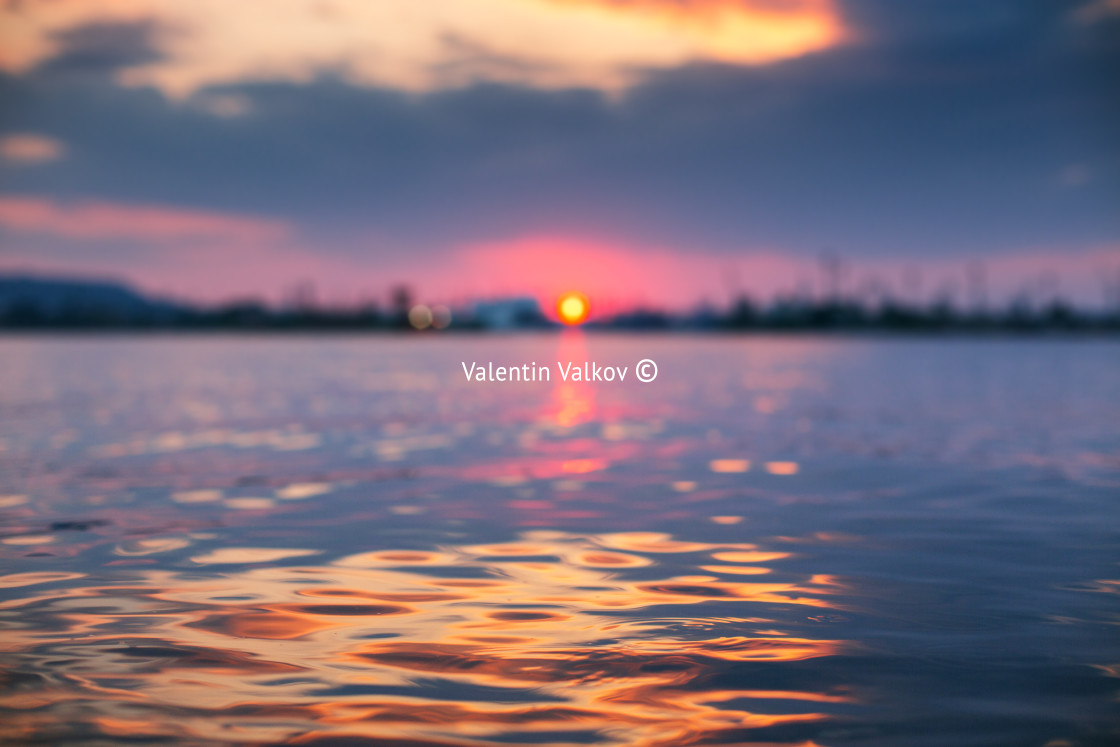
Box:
[0,0,1117,311]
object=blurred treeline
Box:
[2,273,1118,333]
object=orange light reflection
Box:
[0,530,851,745]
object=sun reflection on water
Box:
[0,531,847,745]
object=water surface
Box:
[1,335,1118,746]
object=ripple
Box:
[0,571,85,588]
[275,482,332,500]
[114,538,191,556]
[0,530,844,744]
[190,547,320,564]
[288,603,413,616]
[2,534,55,545]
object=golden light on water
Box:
[0,530,845,745]
[766,460,800,475]
[710,458,751,473]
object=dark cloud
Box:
[1,0,1117,264]
[36,20,168,76]
[841,0,1064,41]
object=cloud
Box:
[0,0,846,97]
[0,1,1115,306]
[38,19,166,76]
[0,133,65,163]
[0,196,289,243]
[3,20,1116,260]
[1076,0,1120,23]
[0,6,1115,261]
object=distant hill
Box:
[0,274,186,325]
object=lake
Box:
[1,335,1118,746]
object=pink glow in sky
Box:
[0,196,288,243]
[2,194,1117,312]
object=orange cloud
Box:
[0,0,846,97]
[0,133,66,164]
[555,0,845,64]
[0,196,289,243]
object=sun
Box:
[556,292,589,325]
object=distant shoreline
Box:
[3,274,1118,335]
[2,327,1118,339]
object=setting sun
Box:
[557,292,590,325]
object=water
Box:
[1,334,1117,746]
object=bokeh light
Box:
[408,304,432,329]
